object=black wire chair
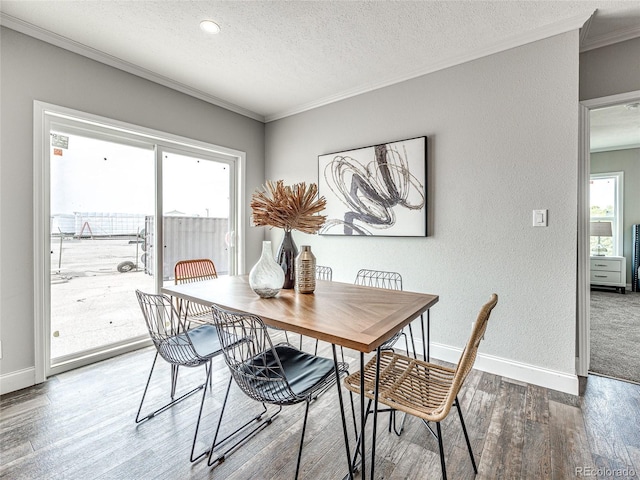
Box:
[208,304,350,479]
[135,290,266,464]
[134,290,224,462]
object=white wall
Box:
[0,27,265,389]
[266,32,580,393]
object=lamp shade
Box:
[590,221,612,237]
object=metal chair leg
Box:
[435,421,447,480]
[295,400,311,479]
[455,397,478,473]
[190,365,213,462]
[135,352,203,424]
[207,378,279,468]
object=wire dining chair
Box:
[134,290,222,462]
[208,304,351,479]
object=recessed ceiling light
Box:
[200,20,220,34]
[624,102,640,110]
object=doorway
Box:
[578,90,640,384]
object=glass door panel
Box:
[157,149,233,283]
[49,131,155,362]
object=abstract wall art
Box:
[318,136,427,236]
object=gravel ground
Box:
[50,236,154,359]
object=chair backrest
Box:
[315,265,333,281]
[210,304,298,404]
[174,258,218,284]
[174,259,218,319]
[135,290,202,367]
[449,294,499,401]
[354,269,402,290]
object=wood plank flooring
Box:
[2,336,639,479]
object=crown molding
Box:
[265,11,594,122]
[591,143,640,153]
[580,22,640,53]
[0,13,265,122]
[2,10,599,124]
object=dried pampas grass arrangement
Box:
[251,180,326,234]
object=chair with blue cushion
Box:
[208,304,350,479]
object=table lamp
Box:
[590,221,612,256]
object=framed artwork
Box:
[318,136,427,236]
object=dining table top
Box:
[162,275,438,353]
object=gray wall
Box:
[580,37,640,101]
[266,32,580,376]
[0,27,265,379]
[591,148,640,278]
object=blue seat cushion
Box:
[185,324,222,357]
[241,345,336,400]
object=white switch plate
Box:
[533,209,548,227]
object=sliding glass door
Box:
[49,130,155,364]
[36,103,243,378]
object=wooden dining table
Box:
[162,275,438,479]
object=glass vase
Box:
[276,229,298,289]
[249,241,285,298]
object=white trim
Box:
[576,104,590,377]
[429,342,579,395]
[580,22,640,53]
[0,13,264,123]
[577,89,640,381]
[582,90,640,109]
[265,12,594,122]
[0,368,36,395]
[591,143,640,153]
[49,339,152,377]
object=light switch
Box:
[533,209,548,227]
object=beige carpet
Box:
[590,290,640,384]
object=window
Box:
[590,172,623,257]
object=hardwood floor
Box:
[2,337,639,479]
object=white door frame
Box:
[576,89,640,377]
[33,101,246,383]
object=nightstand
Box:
[590,256,626,294]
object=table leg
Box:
[332,344,354,480]
[421,312,430,361]
[360,352,366,480]
[370,347,381,479]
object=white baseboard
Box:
[0,367,36,395]
[2,342,580,397]
[423,341,579,396]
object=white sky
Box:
[51,133,230,217]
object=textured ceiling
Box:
[1,0,640,149]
